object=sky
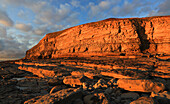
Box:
[0,0,169,60]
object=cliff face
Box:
[25,16,170,59]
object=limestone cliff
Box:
[25,16,170,59]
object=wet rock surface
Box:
[0,55,169,104]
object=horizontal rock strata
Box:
[1,16,170,104]
[0,55,170,104]
[25,16,170,59]
[117,79,165,93]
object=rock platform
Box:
[0,55,169,104]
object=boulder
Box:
[93,79,107,89]
[48,78,63,86]
[130,97,158,104]
[84,95,95,104]
[84,72,96,79]
[72,99,83,104]
[120,92,139,100]
[84,93,108,104]
[63,75,90,87]
[104,87,114,95]
[150,91,170,104]
[117,79,165,92]
[101,71,132,79]
[24,88,83,104]
[107,79,117,86]
[71,71,84,76]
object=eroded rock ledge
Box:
[25,16,170,59]
[1,16,169,104]
[0,55,170,104]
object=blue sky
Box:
[0,0,169,59]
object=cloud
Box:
[34,3,72,25]
[111,0,162,17]
[0,32,35,58]
[17,10,31,20]
[0,38,25,58]
[1,0,80,30]
[32,24,66,36]
[157,0,170,15]
[32,26,49,36]
[71,0,80,7]
[87,0,168,18]
[0,40,4,51]
[0,49,25,58]
[18,10,25,17]
[0,0,169,60]
[98,1,111,10]
[0,10,13,27]
[0,0,79,59]
[88,0,119,19]
[50,24,64,31]
[0,26,7,37]
[15,23,32,32]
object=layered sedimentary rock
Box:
[25,16,170,59]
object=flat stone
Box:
[48,78,63,86]
[101,71,132,79]
[63,75,89,87]
[121,92,139,100]
[130,97,158,104]
[71,71,84,76]
[84,72,96,79]
[84,95,95,104]
[84,93,108,104]
[104,87,113,95]
[24,88,83,104]
[72,99,83,104]
[117,79,165,92]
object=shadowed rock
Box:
[130,97,158,104]
[24,88,83,104]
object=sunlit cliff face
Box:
[24,16,170,59]
[0,0,169,60]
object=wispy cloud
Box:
[0,10,13,27]
[157,0,170,15]
[15,23,32,32]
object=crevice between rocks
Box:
[129,19,150,53]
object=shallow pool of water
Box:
[16,86,29,90]
[12,77,27,81]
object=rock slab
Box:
[117,79,165,92]
[24,88,83,104]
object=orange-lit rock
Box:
[117,79,165,93]
[24,88,83,104]
[130,97,158,104]
[101,71,132,79]
[63,75,89,87]
[18,66,55,78]
[25,16,170,59]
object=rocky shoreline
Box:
[0,16,169,104]
[0,55,169,104]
